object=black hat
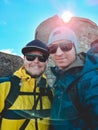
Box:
[22,39,49,57]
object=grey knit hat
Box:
[48,26,79,53]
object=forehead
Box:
[51,39,73,45]
[25,50,43,55]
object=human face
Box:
[24,51,47,77]
[49,40,76,69]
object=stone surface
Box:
[0,52,23,77]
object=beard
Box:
[31,72,43,78]
[26,70,44,78]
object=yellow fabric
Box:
[0,66,52,130]
[1,118,50,130]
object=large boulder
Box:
[0,52,23,77]
[35,15,98,52]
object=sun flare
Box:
[61,11,73,23]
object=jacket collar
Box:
[13,66,46,86]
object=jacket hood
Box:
[81,48,98,75]
[14,66,31,80]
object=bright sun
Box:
[61,11,73,23]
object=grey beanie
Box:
[48,26,79,53]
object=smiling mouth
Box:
[31,66,40,69]
[56,58,67,61]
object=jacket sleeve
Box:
[79,74,98,128]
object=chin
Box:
[31,72,43,78]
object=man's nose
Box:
[33,57,39,62]
[55,47,64,55]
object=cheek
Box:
[67,50,76,61]
[40,62,46,68]
[24,59,30,68]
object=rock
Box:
[0,52,23,77]
[35,15,98,52]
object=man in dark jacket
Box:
[48,26,98,130]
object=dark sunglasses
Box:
[25,54,47,62]
[48,42,73,54]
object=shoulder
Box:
[0,75,20,87]
[79,69,98,85]
[78,70,98,96]
[85,69,98,78]
[0,76,10,83]
[0,77,11,97]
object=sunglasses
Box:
[25,54,47,62]
[48,42,73,54]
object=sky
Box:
[0,0,98,56]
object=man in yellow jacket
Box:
[0,39,53,130]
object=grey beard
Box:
[26,71,43,78]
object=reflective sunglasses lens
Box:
[60,43,73,51]
[49,43,73,54]
[26,54,47,62]
[26,55,36,61]
[38,55,47,62]
[49,45,58,54]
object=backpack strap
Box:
[20,77,53,130]
[5,75,21,109]
[68,76,83,112]
[39,77,53,104]
[0,75,21,124]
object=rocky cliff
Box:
[0,52,23,77]
[35,15,98,52]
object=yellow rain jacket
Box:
[0,66,52,130]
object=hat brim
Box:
[22,46,49,56]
